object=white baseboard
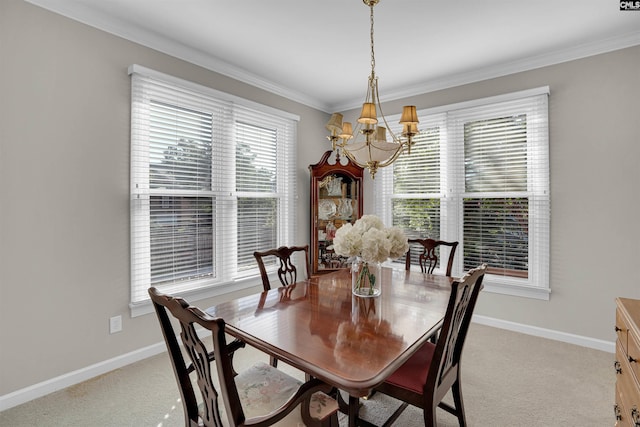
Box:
[472,315,616,353]
[0,342,166,412]
[1,316,616,412]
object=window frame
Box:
[375,87,550,300]
[129,65,299,316]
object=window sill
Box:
[130,275,264,317]
[482,279,550,300]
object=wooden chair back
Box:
[405,238,459,276]
[149,287,338,427]
[254,245,310,291]
[430,264,485,396]
[149,287,244,427]
[374,264,486,426]
[149,287,201,427]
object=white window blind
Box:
[130,65,297,311]
[376,89,550,298]
[376,115,451,267]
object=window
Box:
[129,65,298,315]
[375,88,550,299]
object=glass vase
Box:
[352,257,382,297]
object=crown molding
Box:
[329,30,640,112]
[26,1,640,114]
[26,0,330,111]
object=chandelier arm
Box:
[373,76,404,146]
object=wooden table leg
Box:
[340,391,379,427]
[347,394,383,427]
[348,395,359,427]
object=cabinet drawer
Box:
[616,382,630,427]
[629,332,640,385]
[616,299,640,426]
[632,406,640,427]
[618,343,640,425]
[619,309,630,353]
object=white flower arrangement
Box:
[333,215,409,264]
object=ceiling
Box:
[27,0,640,113]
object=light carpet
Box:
[0,324,614,426]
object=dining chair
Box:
[253,245,310,368]
[254,245,310,291]
[149,287,339,427]
[373,263,486,427]
[405,238,459,276]
[405,238,459,345]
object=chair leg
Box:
[423,401,438,427]
[451,380,467,427]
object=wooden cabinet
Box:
[615,298,640,426]
[309,151,363,275]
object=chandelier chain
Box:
[369,2,376,76]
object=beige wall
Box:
[0,0,329,395]
[2,0,639,399]
[353,45,640,343]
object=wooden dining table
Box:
[206,266,454,427]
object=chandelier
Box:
[326,0,419,179]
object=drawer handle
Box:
[615,360,622,374]
[632,407,640,426]
[615,404,622,420]
[616,325,623,332]
[630,356,638,364]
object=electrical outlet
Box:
[109,315,122,334]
